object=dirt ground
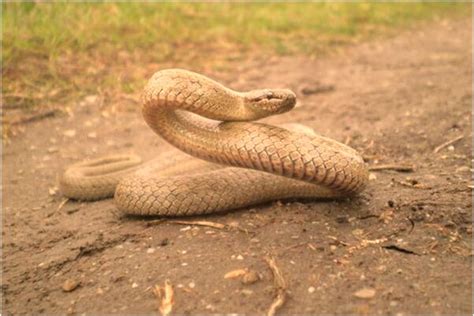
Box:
[2,18,472,315]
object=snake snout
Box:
[245,88,297,117]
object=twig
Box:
[264,256,287,316]
[10,109,60,125]
[57,198,70,211]
[433,135,464,153]
[146,219,253,234]
[368,164,415,172]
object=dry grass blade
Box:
[146,219,254,234]
[56,198,70,211]
[264,256,287,316]
[433,135,464,153]
[153,280,174,316]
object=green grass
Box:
[2,3,470,109]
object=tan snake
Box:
[60,69,368,216]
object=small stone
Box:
[236,255,244,260]
[84,95,99,104]
[447,145,455,151]
[353,288,376,299]
[352,229,364,236]
[369,173,377,180]
[241,289,253,296]
[49,187,58,196]
[308,286,316,293]
[181,262,188,266]
[63,130,76,138]
[188,281,195,289]
[241,270,260,285]
[62,279,80,292]
[131,282,138,288]
[97,288,104,295]
[206,304,216,311]
[47,147,59,153]
[146,248,155,254]
[87,132,97,139]
[160,238,169,246]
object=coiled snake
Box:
[60,69,368,216]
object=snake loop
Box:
[60,69,368,216]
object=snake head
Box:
[244,89,296,118]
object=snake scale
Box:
[60,69,368,216]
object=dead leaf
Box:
[153,280,174,316]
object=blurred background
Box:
[2,2,469,117]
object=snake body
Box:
[60,69,368,216]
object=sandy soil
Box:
[2,18,472,315]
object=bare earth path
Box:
[3,19,472,315]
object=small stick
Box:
[368,164,415,172]
[264,256,287,316]
[281,242,308,252]
[433,135,464,153]
[10,109,59,125]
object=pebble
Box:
[146,248,155,254]
[87,132,97,139]
[188,281,195,289]
[308,286,316,293]
[353,288,376,299]
[131,282,138,288]
[236,255,244,260]
[63,130,76,138]
[241,289,253,296]
[62,279,80,292]
[241,270,260,285]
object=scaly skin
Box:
[61,69,369,216]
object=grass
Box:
[2,3,470,111]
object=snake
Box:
[60,69,369,216]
